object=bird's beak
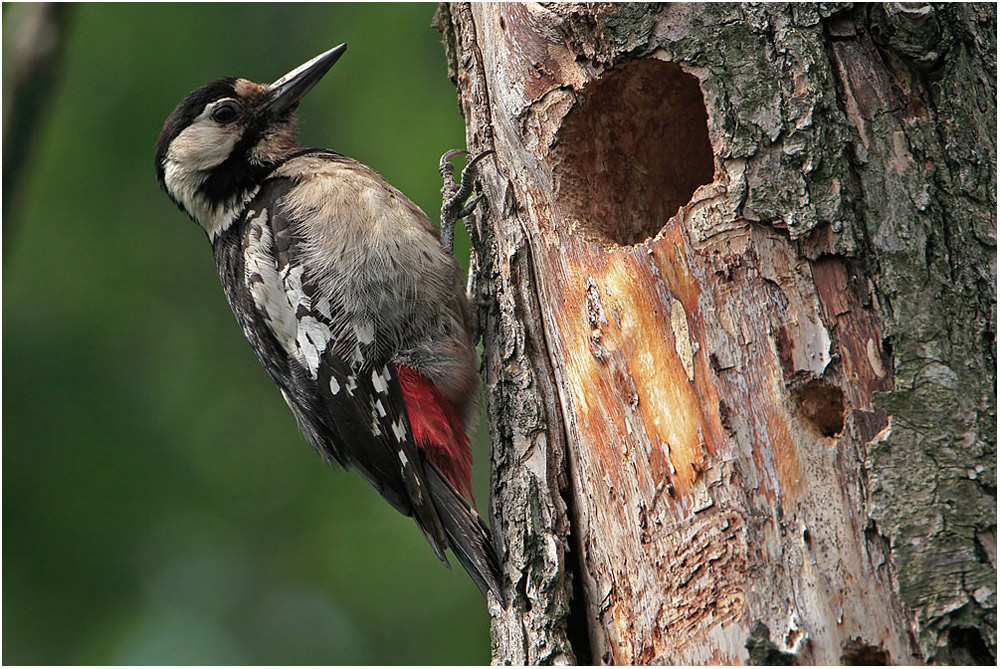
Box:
[261,43,347,116]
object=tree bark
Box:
[436,3,996,665]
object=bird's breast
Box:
[246,155,460,368]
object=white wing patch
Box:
[314,294,333,321]
[350,341,365,366]
[245,209,337,380]
[278,264,332,379]
[295,315,332,378]
[391,418,407,443]
[372,366,390,394]
[245,210,297,353]
[353,320,375,346]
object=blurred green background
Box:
[3,3,493,664]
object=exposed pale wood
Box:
[439,3,996,664]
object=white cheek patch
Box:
[162,103,250,239]
[167,119,241,172]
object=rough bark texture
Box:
[436,3,996,665]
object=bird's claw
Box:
[440,149,494,252]
[457,194,485,220]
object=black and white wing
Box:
[214,176,449,560]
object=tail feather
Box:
[425,461,506,605]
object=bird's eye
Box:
[211,101,239,124]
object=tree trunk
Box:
[436,3,996,665]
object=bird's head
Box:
[155,44,347,240]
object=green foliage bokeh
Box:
[3,3,491,664]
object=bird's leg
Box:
[440,149,494,346]
[439,149,493,253]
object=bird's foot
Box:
[439,149,493,252]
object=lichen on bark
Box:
[438,2,996,664]
[839,4,997,660]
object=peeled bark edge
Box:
[437,2,996,664]
[436,3,581,663]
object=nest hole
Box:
[795,380,846,437]
[840,638,890,665]
[934,627,995,665]
[553,59,714,246]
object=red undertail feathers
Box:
[395,365,475,505]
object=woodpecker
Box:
[155,44,503,603]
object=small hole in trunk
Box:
[795,380,845,437]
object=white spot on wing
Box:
[314,296,333,320]
[245,212,298,353]
[371,367,389,394]
[329,375,341,395]
[275,263,332,378]
[374,399,386,418]
[391,419,407,442]
[351,342,365,367]
[354,320,375,346]
[296,315,332,377]
[398,449,409,467]
[345,374,357,396]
